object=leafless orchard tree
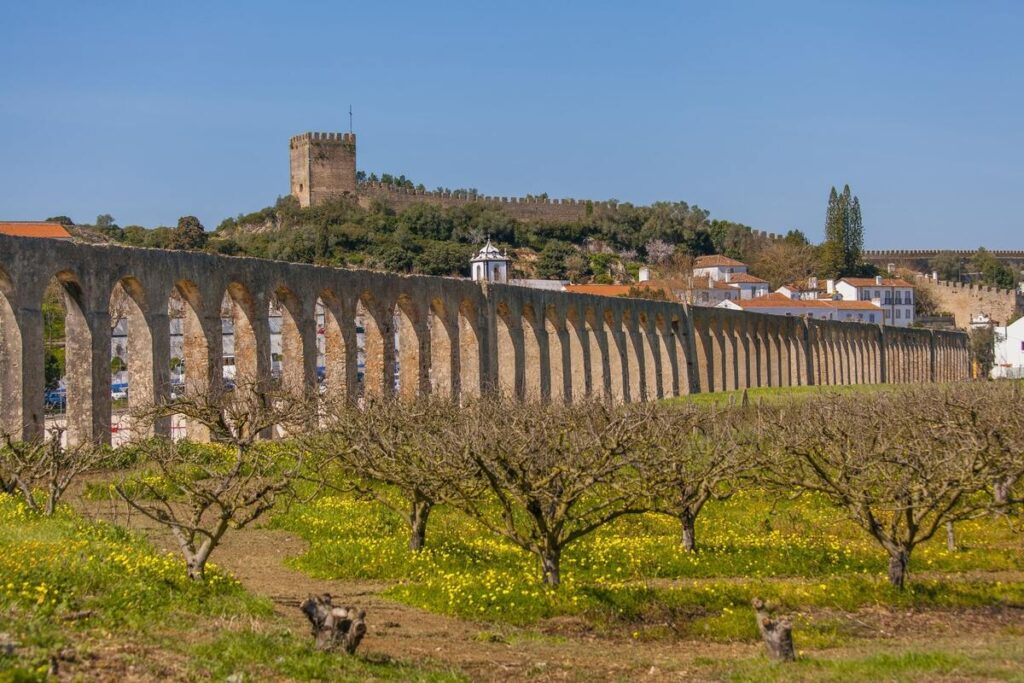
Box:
[310,397,466,552]
[434,400,652,587]
[635,404,753,551]
[755,388,1004,589]
[115,380,310,581]
[0,428,106,515]
[963,382,1024,510]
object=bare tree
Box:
[755,388,1003,589]
[311,398,464,551]
[435,400,651,587]
[115,380,308,580]
[635,404,752,551]
[0,428,105,515]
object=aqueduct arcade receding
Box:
[0,234,971,444]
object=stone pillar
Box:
[548,320,568,403]
[361,305,394,399]
[693,317,714,393]
[2,302,44,440]
[429,306,453,399]
[458,301,482,399]
[605,317,627,402]
[567,318,588,400]
[64,297,111,446]
[396,305,425,399]
[280,303,317,397]
[522,314,543,402]
[138,309,172,437]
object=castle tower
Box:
[289,132,357,208]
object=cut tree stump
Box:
[300,593,367,654]
[752,597,795,662]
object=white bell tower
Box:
[470,238,511,283]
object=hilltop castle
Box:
[288,131,621,222]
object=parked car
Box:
[45,387,66,410]
[111,383,129,401]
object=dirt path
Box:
[73,496,1024,682]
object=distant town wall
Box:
[926,279,1023,328]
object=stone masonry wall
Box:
[0,234,968,446]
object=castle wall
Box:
[928,279,1022,328]
[0,234,968,445]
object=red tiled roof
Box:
[730,293,882,312]
[723,272,767,284]
[0,222,72,238]
[694,254,746,268]
[840,277,914,288]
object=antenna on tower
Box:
[348,105,353,134]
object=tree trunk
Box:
[540,545,561,587]
[887,548,909,590]
[301,593,367,654]
[946,521,956,552]
[994,475,1018,512]
[408,497,432,552]
[185,554,206,581]
[752,597,795,662]
[679,509,697,552]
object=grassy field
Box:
[0,494,462,682]
[275,486,1024,657]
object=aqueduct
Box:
[0,234,970,444]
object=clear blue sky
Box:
[2,1,1021,248]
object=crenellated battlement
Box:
[290,131,356,147]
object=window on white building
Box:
[869,314,875,322]
[895,309,901,319]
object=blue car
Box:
[45,387,66,410]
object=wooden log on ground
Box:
[752,597,795,661]
[300,593,367,654]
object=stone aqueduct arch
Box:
[0,235,971,443]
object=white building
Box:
[717,292,884,324]
[690,255,770,304]
[777,277,832,301]
[992,317,1024,379]
[470,239,511,283]
[834,276,916,328]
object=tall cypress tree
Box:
[819,185,864,278]
[846,195,864,275]
[820,187,846,278]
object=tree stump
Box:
[752,598,795,662]
[300,593,367,654]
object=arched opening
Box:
[109,277,160,443]
[458,299,481,399]
[273,285,313,396]
[358,292,393,399]
[223,282,265,386]
[396,295,424,399]
[604,310,626,402]
[429,299,454,398]
[495,303,516,398]
[566,306,588,400]
[621,310,642,402]
[170,281,215,440]
[544,305,567,403]
[317,291,353,402]
[521,304,543,402]
[44,272,104,446]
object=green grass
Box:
[0,494,463,681]
[276,487,1024,643]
